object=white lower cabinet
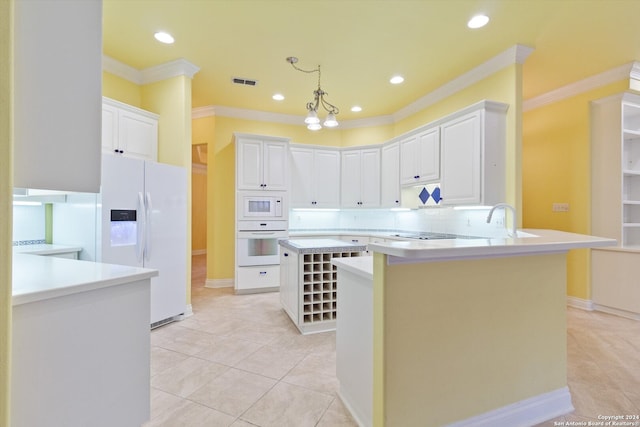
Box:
[592,249,640,317]
[235,265,279,293]
[279,250,299,321]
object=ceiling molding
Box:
[103,55,200,85]
[393,44,534,122]
[192,106,217,119]
[141,58,200,84]
[103,55,143,84]
[197,105,303,126]
[339,115,395,129]
[523,62,635,112]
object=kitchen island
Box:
[332,229,615,427]
[12,254,158,427]
[278,238,367,334]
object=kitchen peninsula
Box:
[332,229,615,427]
[12,254,158,427]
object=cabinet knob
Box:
[395,200,399,204]
[284,253,289,257]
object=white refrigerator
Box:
[99,154,187,326]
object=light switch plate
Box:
[552,203,569,212]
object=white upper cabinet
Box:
[341,148,381,208]
[102,98,159,161]
[14,0,102,192]
[381,142,401,207]
[290,146,341,208]
[236,134,289,191]
[400,128,440,186]
[439,103,507,206]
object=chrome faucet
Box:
[486,203,517,237]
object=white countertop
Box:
[279,238,368,253]
[13,254,158,306]
[332,256,373,280]
[368,229,616,263]
[13,243,83,256]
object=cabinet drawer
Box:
[236,265,280,291]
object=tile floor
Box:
[144,255,640,426]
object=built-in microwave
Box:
[238,191,286,220]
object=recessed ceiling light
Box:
[467,14,489,29]
[154,31,174,44]
[272,93,285,101]
[351,106,362,112]
[390,75,404,85]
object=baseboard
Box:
[192,249,207,256]
[181,304,193,318]
[205,278,234,289]
[593,303,640,321]
[444,387,573,427]
[566,296,594,311]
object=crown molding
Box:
[192,106,217,119]
[103,55,200,85]
[103,55,143,84]
[393,44,534,122]
[141,58,200,84]
[523,62,635,112]
[339,115,395,129]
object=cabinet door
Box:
[263,142,288,190]
[341,150,362,207]
[290,147,315,206]
[118,110,158,161]
[381,143,401,207]
[400,135,420,185]
[314,149,341,208]
[440,111,482,205]
[102,103,118,154]
[237,140,264,190]
[360,148,381,207]
[416,128,440,182]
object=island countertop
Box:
[367,229,616,263]
[279,238,367,254]
[12,254,158,306]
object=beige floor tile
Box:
[146,396,235,427]
[316,398,358,427]
[195,336,264,366]
[234,345,307,379]
[150,346,190,377]
[151,324,217,356]
[281,352,340,395]
[187,368,276,417]
[240,381,334,427]
[151,356,229,397]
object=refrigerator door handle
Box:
[136,192,146,263]
[145,192,152,262]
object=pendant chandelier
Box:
[286,56,339,131]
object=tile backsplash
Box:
[289,206,509,238]
[13,205,46,244]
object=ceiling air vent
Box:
[232,77,258,86]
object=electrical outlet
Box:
[552,203,569,212]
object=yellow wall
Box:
[191,165,207,252]
[522,80,628,299]
[0,0,13,423]
[102,72,142,107]
[374,253,567,426]
[200,64,522,283]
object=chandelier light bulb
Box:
[304,109,320,124]
[324,113,339,128]
[307,123,322,131]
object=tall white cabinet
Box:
[290,146,341,208]
[341,147,381,208]
[14,0,102,192]
[591,92,640,318]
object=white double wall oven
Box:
[235,190,289,292]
